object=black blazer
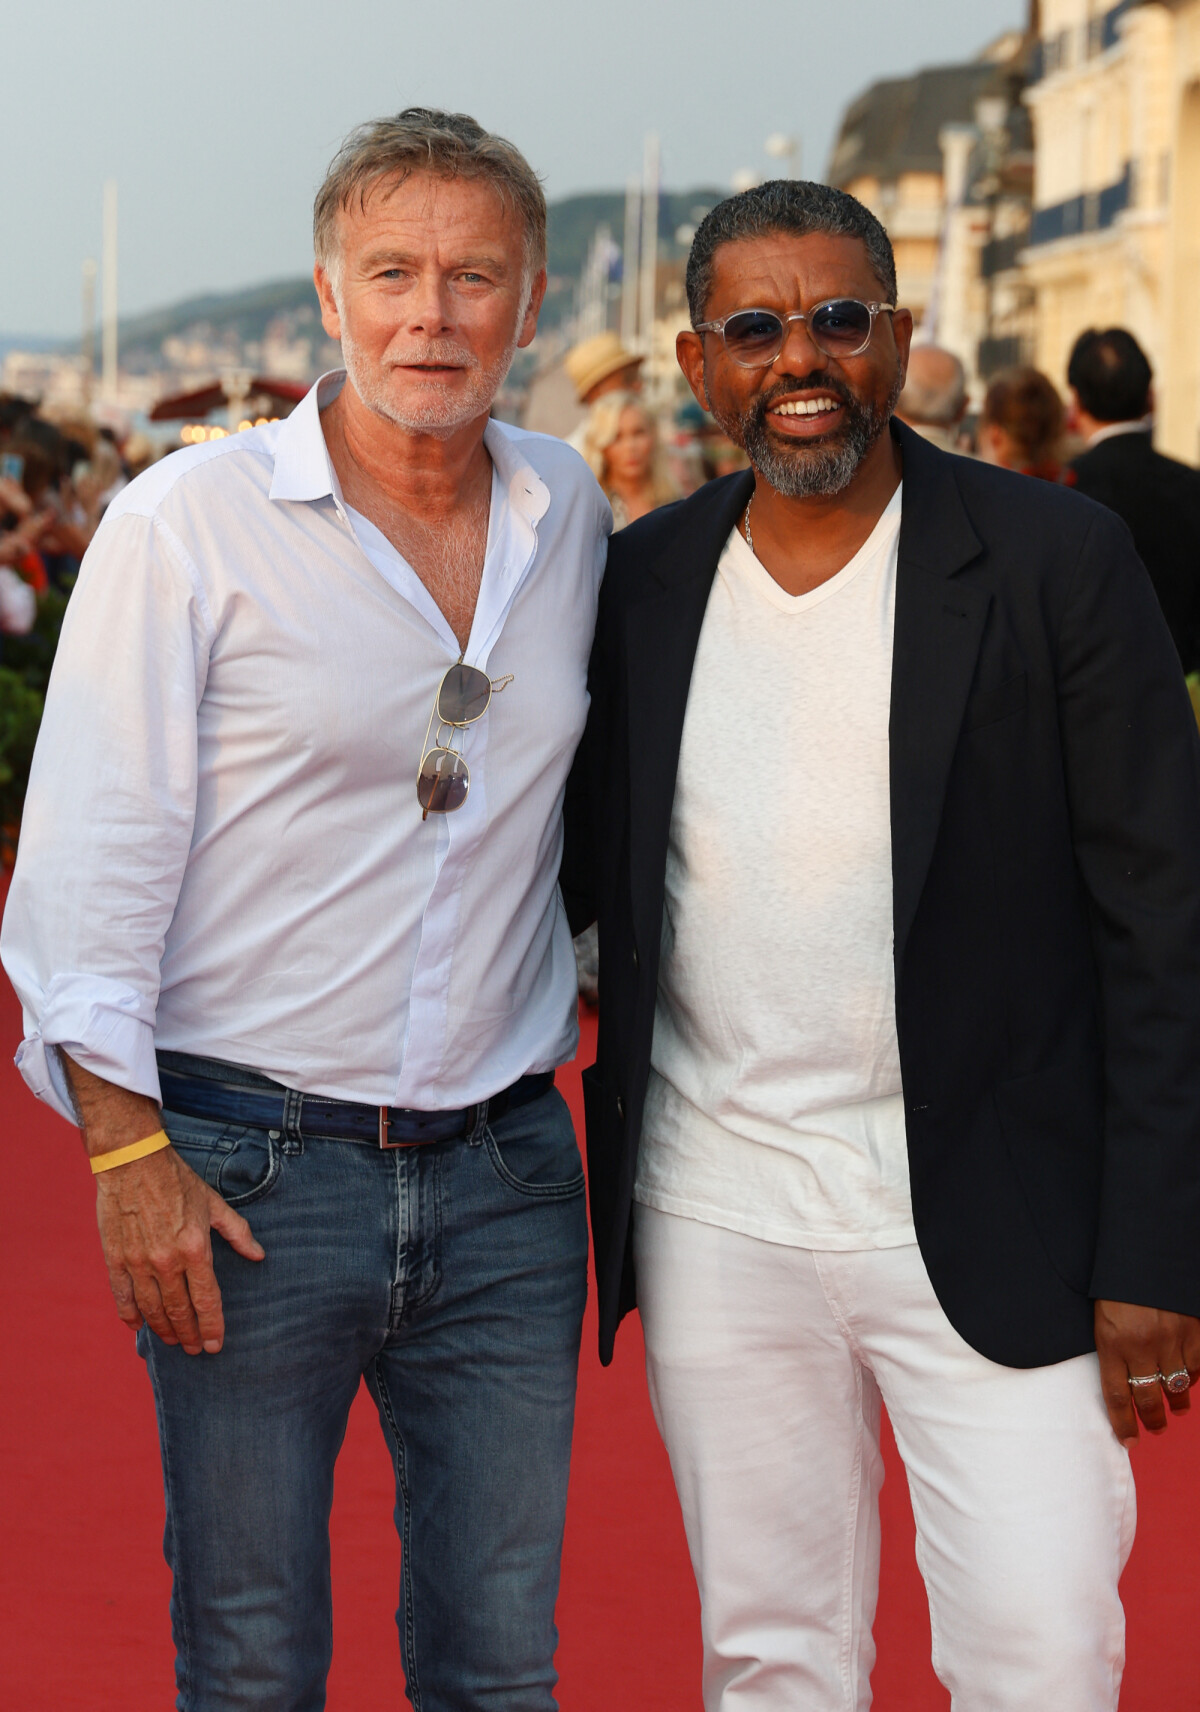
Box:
[563,421,1200,1369]
[1070,431,1200,674]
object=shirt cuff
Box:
[15,973,161,1124]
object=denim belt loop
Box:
[281,1087,305,1154]
[468,1099,490,1146]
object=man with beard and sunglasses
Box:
[563,180,1200,1709]
[2,110,608,1711]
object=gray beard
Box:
[718,371,903,498]
[339,326,518,439]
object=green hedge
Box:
[0,583,69,829]
[2,587,69,697]
[0,667,42,827]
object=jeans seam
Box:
[164,1118,284,1206]
[373,1356,422,1712]
[839,1359,867,1712]
[216,1129,283,1207]
[406,1153,443,1315]
[481,1124,585,1200]
[1108,1442,1135,1702]
[810,1253,866,1361]
[914,1516,946,1687]
[809,1254,869,1710]
[149,1340,193,1708]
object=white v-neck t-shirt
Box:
[634,485,917,1249]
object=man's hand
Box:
[62,1051,265,1355]
[95,1145,264,1354]
[1095,1299,1200,1445]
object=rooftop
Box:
[827,56,1022,185]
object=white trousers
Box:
[634,1207,1136,1712]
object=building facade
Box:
[929,68,1037,401]
[826,45,1028,325]
[1022,0,1200,461]
[826,36,1033,401]
[823,4,1199,460]
[1159,0,1200,461]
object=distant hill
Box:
[543,187,723,278]
[114,277,321,354]
[0,334,59,361]
[91,187,726,366]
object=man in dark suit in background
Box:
[564,182,1200,1711]
[1069,326,1200,675]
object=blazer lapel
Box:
[889,424,989,967]
[625,471,753,955]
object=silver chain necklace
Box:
[743,492,755,556]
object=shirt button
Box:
[616,1096,626,1120]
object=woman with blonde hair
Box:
[580,389,678,528]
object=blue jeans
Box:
[142,1056,588,1712]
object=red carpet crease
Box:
[2,920,1197,1707]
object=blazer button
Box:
[616,1095,626,1119]
[632,946,640,970]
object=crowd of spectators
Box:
[897,326,1200,698]
[0,395,157,841]
[3,322,1198,858]
[0,395,157,618]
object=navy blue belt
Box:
[157,1060,555,1149]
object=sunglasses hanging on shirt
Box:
[417,661,514,818]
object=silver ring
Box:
[1162,1369,1191,1395]
[1127,1373,1162,1388]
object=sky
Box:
[2,0,1026,339]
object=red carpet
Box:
[2,936,1198,1707]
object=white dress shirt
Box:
[1085,417,1153,447]
[2,371,609,1123]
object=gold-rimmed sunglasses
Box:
[417,660,514,819]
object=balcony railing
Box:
[1027,163,1130,245]
[1100,0,1133,52]
[978,335,1032,378]
[980,232,1025,278]
[1028,0,1133,83]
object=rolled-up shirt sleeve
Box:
[1,508,213,1123]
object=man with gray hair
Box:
[3,109,608,1709]
[894,341,968,452]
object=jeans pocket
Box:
[161,1112,282,1208]
[483,1090,585,1200]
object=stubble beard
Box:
[339,322,521,439]
[711,369,904,499]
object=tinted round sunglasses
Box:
[417,660,513,819]
[694,298,895,367]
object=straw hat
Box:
[564,332,644,403]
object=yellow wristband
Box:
[90,1129,173,1174]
